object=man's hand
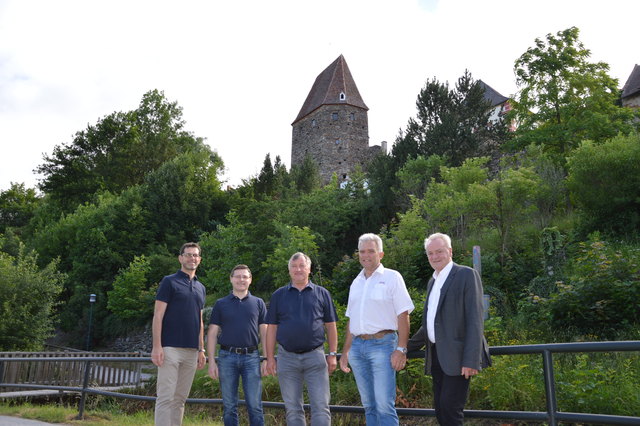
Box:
[339,352,351,373]
[390,350,407,371]
[260,360,268,376]
[151,347,164,367]
[208,360,219,380]
[197,351,206,369]
[327,354,337,375]
[461,367,478,379]
[266,357,277,376]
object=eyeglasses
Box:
[181,253,201,258]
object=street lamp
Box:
[85,294,96,351]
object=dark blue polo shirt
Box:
[156,270,206,349]
[209,292,267,348]
[265,282,338,353]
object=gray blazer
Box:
[407,263,491,376]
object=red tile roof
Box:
[293,55,368,124]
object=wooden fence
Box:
[0,352,146,390]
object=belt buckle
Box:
[235,347,246,354]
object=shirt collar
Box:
[432,261,453,280]
[287,281,315,291]
[358,263,385,279]
[176,269,199,282]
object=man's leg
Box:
[347,337,377,425]
[303,347,330,426]
[277,346,306,426]
[240,351,264,426]
[172,347,198,426]
[431,345,469,426]
[218,350,241,426]
[155,347,180,426]
[369,333,399,426]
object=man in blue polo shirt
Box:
[152,242,206,426]
[207,264,267,426]
[265,252,338,426]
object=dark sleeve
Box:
[257,298,267,325]
[209,300,222,325]
[156,277,172,303]
[461,267,485,369]
[322,289,338,323]
[407,325,427,352]
[265,291,279,324]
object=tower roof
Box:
[293,55,368,124]
[622,64,640,99]
[478,80,508,107]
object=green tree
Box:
[0,247,64,350]
[0,183,40,234]
[107,255,156,322]
[404,70,508,166]
[511,27,636,156]
[261,223,319,289]
[35,90,208,211]
[567,132,640,235]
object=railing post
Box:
[75,359,92,420]
[542,349,558,426]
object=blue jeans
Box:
[277,345,330,426]
[348,332,399,425]
[218,349,264,426]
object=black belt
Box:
[220,345,257,354]
[291,344,322,354]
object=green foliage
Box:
[35,90,210,212]
[0,247,64,350]
[541,237,640,339]
[403,70,509,167]
[511,27,636,155]
[107,255,156,322]
[567,132,640,236]
[0,182,40,234]
[198,211,255,294]
[261,222,319,289]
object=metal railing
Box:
[1,341,639,425]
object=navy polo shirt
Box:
[265,282,338,353]
[156,270,206,349]
[209,292,267,348]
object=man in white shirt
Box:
[408,232,491,425]
[339,233,414,425]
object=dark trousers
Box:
[431,344,470,426]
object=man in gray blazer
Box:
[408,232,491,425]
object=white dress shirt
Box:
[426,260,453,343]
[345,264,414,336]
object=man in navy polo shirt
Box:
[152,242,206,426]
[265,252,338,426]
[207,264,267,426]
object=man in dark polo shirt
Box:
[265,252,338,426]
[207,264,267,426]
[151,242,206,426]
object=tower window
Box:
[332,112,338,121]
[335,139,341,145]
[339,92,346,101]
[350,113,355,120]
[311,119,316,127]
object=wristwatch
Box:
[328,351,338,356]
[396,346,407,354]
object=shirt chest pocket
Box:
[371,282,387,300]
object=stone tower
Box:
[291,55,370,183]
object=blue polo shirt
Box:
[156,270,206,349]
[209,292,267,348]
[265,282,338,353]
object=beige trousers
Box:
[154,347,198,426]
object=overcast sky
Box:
[1,0,637,191]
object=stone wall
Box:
[292,104,369,183]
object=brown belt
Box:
[355,329,395,340]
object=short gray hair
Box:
[358,233,383,253]
[288,252,312,268]
[424,233,452,252]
